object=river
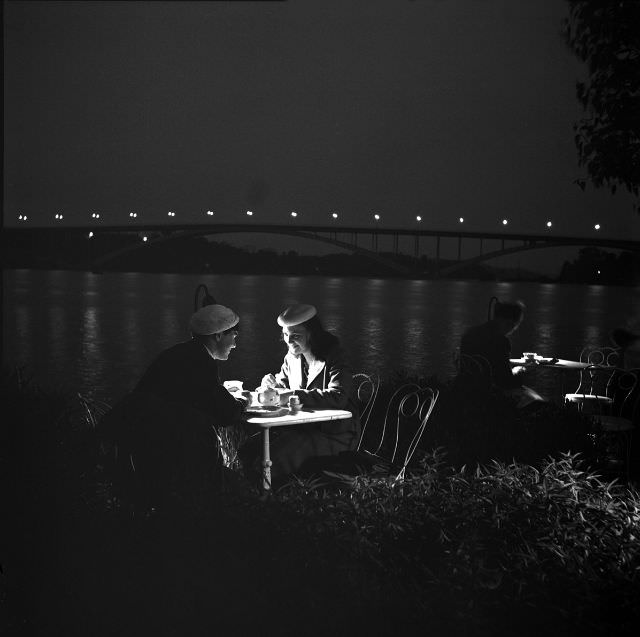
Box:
[3,269,639,403]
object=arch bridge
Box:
[8,223,639,276]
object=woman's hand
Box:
[261,373,277,388]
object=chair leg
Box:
[597,429,633,483]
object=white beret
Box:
[277,304,317,327]
[189,304,239,336]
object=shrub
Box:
[6,367,639,636]
[270,451,640,635]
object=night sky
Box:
[4,0,639,258]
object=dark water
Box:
[3,269,639,403]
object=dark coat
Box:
[460,321,520,390]
[134,338,245,426]
[100,339,245,502]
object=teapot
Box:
[257,386,280,407]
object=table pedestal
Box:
[246,408,353,491]
[262,427,272,491]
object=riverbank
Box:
[3,231,638,284]
[4,368,640,636]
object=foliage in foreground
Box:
[266,451,640,634]
[5,367,640,635]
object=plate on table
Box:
[246,406,290,418]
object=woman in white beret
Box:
[250,303,360,480]
[100,304,250,507]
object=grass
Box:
[3,366,640,636]
[272,451,640,635]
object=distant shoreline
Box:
[3,231,638,285]
[6,264,640,287]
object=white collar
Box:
[202,341,217,360]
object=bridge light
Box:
[546,220,552,228]
[416,215,422,222]
[206,210,214,216]
[373,214,380,221]
[502,219,508,226]
[459,217,464,223]
[167,211,175,217]
[597,269,601,275]
[88,231,94,238]
[246,210,253,216]
[291,211,298,217]
[18,214,28,221]
[594,223,601,230]
[142,235,148,242]
[91,212,101,219]
[129,212,137,218]
[332,212,338,219]
[55,213,64,220]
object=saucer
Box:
[246,406,289,418]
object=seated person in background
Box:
[243,303,360,482]
[460,298,544,409]
[610,327,640,370]
[100,304,250,506]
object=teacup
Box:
[257,386,279,407]
[223,380,244,393]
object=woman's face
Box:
[282,325,311,357]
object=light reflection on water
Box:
[3,270,639,403]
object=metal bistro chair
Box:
[564,346,622,416]
[453,351,496,409]
[589,368,639,481]
[353,371,381,442]
[309,371,380,480]
[357,382,440,483]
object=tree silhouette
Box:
[562,1,640,210]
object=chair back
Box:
[394,386,440,483]
[578,345,621,367]
[354,372,381,451]
[571,347,621,401]
[454,351,494,404]
[361,382,439,477]
[571,366,613,399]
[458,352,493,380]
[607,368,640,420]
